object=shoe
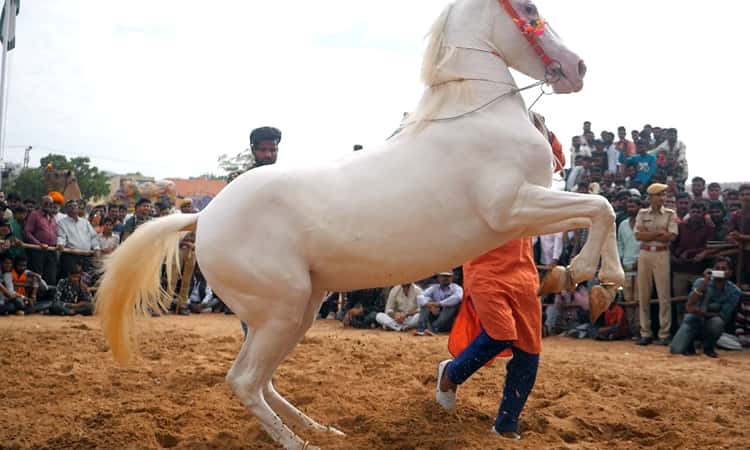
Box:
[704,349,719,358]
[424,329,436,337]
[326,312,336,320]
[655,339,671,346]
[413,330,425,336]
[435,360,456,412]
[15,310,25,316]
[491,427,521,440]
[636,337,653,346]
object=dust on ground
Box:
[1,315,748,449]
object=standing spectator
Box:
[569,136,591,166]
[415,272,463,336]
[23,195,58,285]
[179,198,196,214]
[97,217,120,256]
[533,233,563,268]
[612,191,631,227]
[709,201,730,241]
[670,202,713,297]
[615,126,636,162]
[57,199,100,279]
[618,198,641,304]
[650,128,687,183]
[566,155,585,191]
[675,192,691,223]
[49,265,93,316]
[690,176,707,202]
[602,132,619,174]
[621,140,657,187]
[121,198,153,242]
[5,192,21,215]
[728,184,750,287]
[375,283,422,332]
[707,182,722,202]
[635,183,679,346]
[670,259,740,358]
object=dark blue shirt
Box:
[691,278,741,323]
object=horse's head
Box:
[490,0,585,93]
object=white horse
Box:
[97,1,623,448]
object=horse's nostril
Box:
[578,60,587,77]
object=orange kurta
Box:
[449,238,542,357]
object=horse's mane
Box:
[408,2,472,131]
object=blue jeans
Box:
[446,329,539,433]
[670,314,724,354]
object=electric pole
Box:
[23,145,30,168]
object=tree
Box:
[218,148,255,174]
[9,154,110,201]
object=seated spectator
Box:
[186,266,221,314]
[10,255,47,314]
[56,199,101,280]
[49,265,93,316]
[340,288,384,329]
[0,256,27,315]
[0,218,20,258]
[670,259,741,358]
[592,299,628,341]
[415,272,463,336]
[318,292,340,320]
[671,202,713,297]
[734,293,750,347]
[543,283,589,336]
[375,283,422,332]
[97,217,119,256]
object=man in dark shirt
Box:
[121,198,153,242]
[728,184,750,286]
[340,288,385,329]
[671,202,713,296]
[50,265,93,316]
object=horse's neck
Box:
[439,46,516,85]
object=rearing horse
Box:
[97,1,623,448]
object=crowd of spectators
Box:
[2,122,748,359]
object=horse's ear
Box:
[66,170,72,176]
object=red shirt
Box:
[603,304,628,338]
[24,210,57,246]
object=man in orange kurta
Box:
[434,116,563,440]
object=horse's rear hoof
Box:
[327,426,346,436]
[538,265,568,295]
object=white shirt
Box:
[417,283,463,307]
[650,140,688,179]
[57,216,100,251]
[604,144,619,174]
[384,284,422,315]
[533,233,563,265]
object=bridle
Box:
[401,0,562,127]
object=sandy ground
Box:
[1,314,748,450]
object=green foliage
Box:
[8,167,45,201]
[10,154,110,201]
[218,148,254,173]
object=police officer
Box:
[635,183,679,345]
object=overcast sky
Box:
[2,0,748,182]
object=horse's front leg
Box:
[499,183,624,290]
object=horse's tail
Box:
[96,213,199,364]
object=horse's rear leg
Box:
[227,315,317,450]
[263,291,345,436]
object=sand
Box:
[1,314,748,449]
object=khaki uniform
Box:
[635,206,679,340]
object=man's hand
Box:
[39,243,48,250]
[693,251,707,262]
[94,249,101,258]
[427,303,441,315]
[56,244,64,252]
[394,312,406,324]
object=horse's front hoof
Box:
[538,265,568,295]
[327,426,346,437]
[589,285,616,322]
